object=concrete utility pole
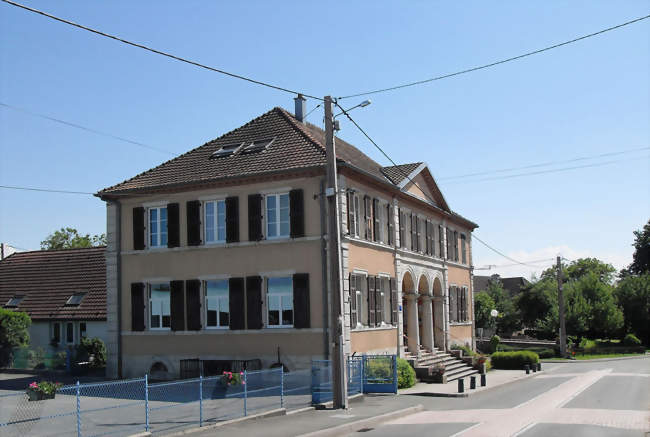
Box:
[324,96,348,409]
[557,256,567,357]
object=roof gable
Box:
[397,164,451,212]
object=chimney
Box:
[294,94,306,122]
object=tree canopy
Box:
[621,219,650,276]
[0,309,31,367]
[474,291,496,330]
[41,227,106,250]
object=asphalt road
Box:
[190,355,649,437]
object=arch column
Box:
[405,293,420,354]
[420,295,434,352]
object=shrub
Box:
[537,348,556,359]
[76,337,106,368]
[366,357,392,381]
[489,335,500,353]
[451,344,475,357]
[396,358,416,389]
[623,333,642,346]
[0,309,31,368]
[27,347,45,369]
[491,351,539,369]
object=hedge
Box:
[397,358,416,389]
[491,351,539,369]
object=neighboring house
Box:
[0,243,21,260]
[0,247,107,353]
[96,98,478,380]
[474,274,531,297]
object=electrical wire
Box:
[0,102,175,156]
[474,258,556,270]
[334,100,538,267]
[1,0,322,101]
[337,14,650,100]
[437,146,650,181]
[303,104,322,121]
[0,185,94,195]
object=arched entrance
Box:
[432,277,445,349]
[401,272,417,353]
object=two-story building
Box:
[97,98,477,379]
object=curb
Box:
[313,392,364,409]
[295,405,424,437]
[542,354,649,364]
[401,371,540,398]
[162,408,286,437]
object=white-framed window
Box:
[267,276,293,327]
[79,322,87,339]
[204,199,226,244]
[149,283,171,330]
[358,275,368,327]
[148,206,168,248]
[205,280,229,328]
[266,193,290,239]
[66,322,75,344]
[404,211,412,250]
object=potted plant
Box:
[428,363,447,384]
[26,381,62,401]
[474,355,488,374]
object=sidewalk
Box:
[399,369,538,397]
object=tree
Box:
[516,279,555,328]
[41,227,106,250]
[486,278,521,336]
[621,219,650,276]
[474,292,497,329]
[615,274,650,344]
[566,272,623,339]
[0,308,31,367]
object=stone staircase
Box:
[404,346,478,383]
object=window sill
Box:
[123,328,323,335]
[351,325,397,333]
[449,322,472,326]
[123,236,321,255]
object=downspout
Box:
[115,200,123,378]
[319,179,330,359]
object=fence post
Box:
[243,370,248,417]
[361,356,366,394]
[76,380,81,437]
[280,368,284,409]
[145,374,149,432]
[392,355,398,394]
[199,375,203,427]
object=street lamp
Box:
[490,309,499,318]
[333,100,372,130]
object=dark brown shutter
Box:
[289,189,305,238]
[454,231,459,261]
[349,274,358,328]
[387,204,393,245]
[167,203,180,248]
[390,277,398,325]
[247,194,262,241]
[133,207,145,250]
[376,277,384,325]
[186,279,201,331]
[170,280,185,331]
[446,229,452,260]
[368,276,376,327]
[363,196,371,240]
[229,277,245,330]
[372,199,380,242]
[131,283,145,331]
[411,214,417,251]
[398,208,404,248]
[246,276,262,330]
[293,273,310,328]
[226,196,239,243]
[439,225,444,258]
[424,220,430,255]
[346,191,353,235]
[186,200,201,246]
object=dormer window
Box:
[240,138,275,154]
[5,295,24,307]
[66,292,87,306]
[211,142,243,158]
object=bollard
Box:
[480,374,486,387]
[524,364,530,374]
[458,378,464,393]
[470,375,476,390]
[532,364,537,373]
[538,362,542,371]
[243,370,248,416]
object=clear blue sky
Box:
[1,1,648,277]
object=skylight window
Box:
[65,292,87,306]
[5,295,24,308]
[211,142,244,158]
[240,138,275,154]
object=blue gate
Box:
[362,355,398,394]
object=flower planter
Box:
[27,388,55,401]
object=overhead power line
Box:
[0,185,94,195]
[1,0,321,101]
[334,101,537,267]
[337,14,650,100]
[0,102,175,156]
[438,146,650,181]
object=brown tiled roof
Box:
[380,163,423,185]
[98,107,394,196]
[0,247,106,321]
